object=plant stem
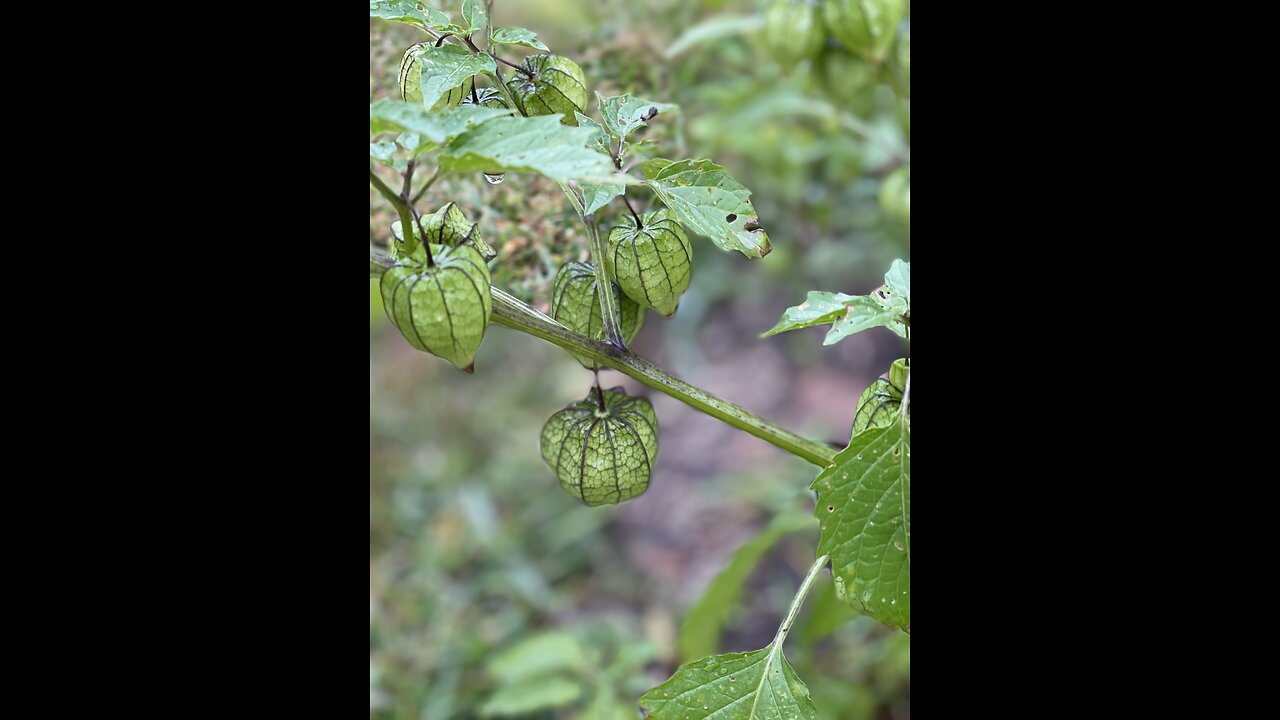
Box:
[463,34,533,77]
[369,256,837,466]
[370,167,422,258]
[560,181,625,347]
[621,194,643,228]
[772,554,829,648]
[487,287,836,466]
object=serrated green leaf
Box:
[462,0,488,33]
[640,646,816,719]
[823,296,903,345]
[761,292,857,337]
[572,114,627,213]
[664,14,765,59]
[479,675,582,717]
[369,0,449,31]
[579,180,626,216]
[597,92,678,144]
[486,631,586,684]
[677,512,811,662]
[370,101,511,143]
[440,115,640,184]
[643,159,771,258]
[764,261,910,344]
[811,423,910,630]
[576,112,614,156]
[491,26,549,51]
[407,44,495,108]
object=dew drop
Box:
[483,172,506,185]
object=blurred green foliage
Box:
[372,1,909,718]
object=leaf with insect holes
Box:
[490,26,549,51]
[763,260,909,343]
[641,159,771,259]
[368,1,450,31]
[596,92,678,144]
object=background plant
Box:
[371,1,909,717]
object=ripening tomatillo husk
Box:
[550,262,645,369]
[764,0,826,69]
[823,0,905,62]
[540,386,658,506]
[399,43,473,110]
[605,210,692,317]
[391,202,496,262]
[379,244,492,372]
[465,86,509,110]
[852,358,909,436]
[509,54,588,125]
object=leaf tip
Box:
[461,363,476,374]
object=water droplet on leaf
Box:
[483,172,506,185]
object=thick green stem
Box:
[370,167,435,266]
[488,287,836,467]
[369,256,836,466]
[370,168,418,256]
